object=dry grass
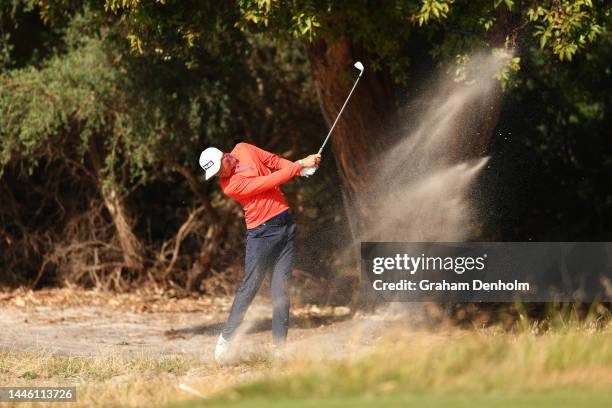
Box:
[257,324,612,397]
[0,347,273,408]
[1,314,610,407]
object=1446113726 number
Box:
[0,387,76,402]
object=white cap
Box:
[199,147,223,180]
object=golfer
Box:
[199,142,320,361]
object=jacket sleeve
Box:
[247,143,295,170]
[223,161,302,200]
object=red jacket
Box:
[220,143,302,229]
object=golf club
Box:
[304,61,364,177]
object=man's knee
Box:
[237,272,265,298]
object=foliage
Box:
[527,0,605,61]
[1,16,118,175]
[0,4,329,287]
[0,1,610,288]
[482,26,612,240]
[93,1,609,89]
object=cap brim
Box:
[204,161,221,180]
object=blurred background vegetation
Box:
[0,0,610,292]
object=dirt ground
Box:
[0,288,402,362]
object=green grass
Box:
[172,390,612,408]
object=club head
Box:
[354,61,364,76]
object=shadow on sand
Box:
[165,313,352,338]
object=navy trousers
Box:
[221,215,296,344]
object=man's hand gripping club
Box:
[298,154,321,177]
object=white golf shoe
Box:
[214,334,230,362]
[272,345,286,361]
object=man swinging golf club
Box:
[200,61,364,362]
[200,142,320,361]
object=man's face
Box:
[217,154,234,178]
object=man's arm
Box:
[246,143,294,170]
[223,161,302,200]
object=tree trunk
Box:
[101,187,144,270]
[176,165,227,290]
[89,139,143,271]
[307,37,397,234]
[176,165,218,219]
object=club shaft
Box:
[317,74,362,155]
